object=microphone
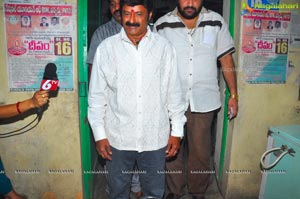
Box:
[40,63,59,91]
[38,63,59,118]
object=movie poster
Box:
[4,1,75,91]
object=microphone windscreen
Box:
[43,63,57,80]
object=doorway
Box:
[83,0,225,198]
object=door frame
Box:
[78,0,93,198]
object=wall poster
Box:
[3,0,75,91]
[241,9,291,84]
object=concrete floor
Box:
[92,158,224,199]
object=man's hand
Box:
[96,139,112,160]
[166,136,181,158]
[228,97,238,119]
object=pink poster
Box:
[241,9,291,84]
[4,2,75,91]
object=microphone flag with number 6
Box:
[40,63,59,91]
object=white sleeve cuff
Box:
[171,124,184,138]
[92,126,107,141]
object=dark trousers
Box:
[106,147,166,199]
[166,108,215,197]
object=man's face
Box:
[177,0,203,19]
[255,19,260,26]
[109,0,121,24]
[23,17,29,23]
[52,18,57,25]
[122,4,151,41]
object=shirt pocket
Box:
[201,26,218,48]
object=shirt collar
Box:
[111,17,122,28]
[120,26,152,45]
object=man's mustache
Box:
[125,21,140,27]
[183,6,197,12]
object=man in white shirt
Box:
[87,1,142,197]
[154,0,238,199]
[88,0,186,198]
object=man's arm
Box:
[87,28,105,82]
[219,53,238,118]
[88,46,112,160]
[166,45,186,158]
[88,64,92,83]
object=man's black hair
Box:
[120,0,153,13]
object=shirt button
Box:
[189,88,192,90]
[190,73,192,76]
[191,44,194,47]
[190,58,192,61]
